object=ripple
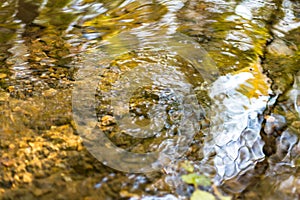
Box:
[72,30,218,173]
[203,62,270,191]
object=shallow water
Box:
[0,0,300,199]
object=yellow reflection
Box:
[234,62,270,98]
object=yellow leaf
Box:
[191,190,216,200]
[182,173,211,187]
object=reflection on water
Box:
[202,62,270,192]
[273,0,300,37]
[0,0,300,199]
[72,30,215,173]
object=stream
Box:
[0,0,300,199]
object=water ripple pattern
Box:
[203,62,271,191]
[111,63,196,139]
[72,30,218,173]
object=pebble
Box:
[22,172,33,183]
[19,141,29,148]
[50,73,59,79]
[35,170,47,178]
[8,143,15,149]
[0,92,9,102]
[24,80,31,84]
[61,173,72,182]
[32,188,48,197]
[7,86,15,92]
[101,115,116,126]
[0,73,7,79]
[40,73,49,79]
[55,163,66,169]
[13,106,30,115]
[267,39,294,56]
[42,88,57,97]
[120,190,140,199]
[292,121,300,129]
[1,158,15,167]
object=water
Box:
[0,0,300,199]
[72,30,214,173]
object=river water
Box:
[0,0,300,199]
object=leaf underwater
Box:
[190,190,215,200]
[181,173,211,187]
